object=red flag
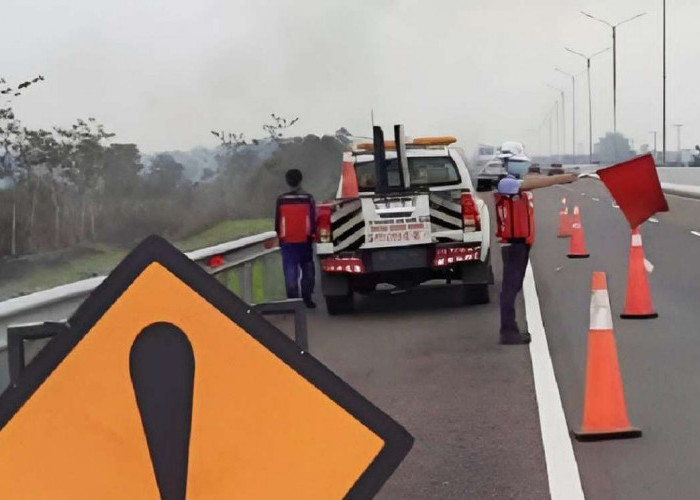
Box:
[597,153,669,228]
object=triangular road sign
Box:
[0,236,412,499]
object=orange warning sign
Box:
[0,236,412,499]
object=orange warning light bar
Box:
[355,136,456,152]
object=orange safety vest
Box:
[277,192,315,244]
[494,191,535,245]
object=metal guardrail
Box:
[0,231,286,391]
[660,182,700,200]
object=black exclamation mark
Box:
[130,322,195,500]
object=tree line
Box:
[1,79,346,257]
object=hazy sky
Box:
[3,0,699,156]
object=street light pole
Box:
[566,47,611,164]
[649,131,657,160]
[673,124,683,165]
[556,68,576,162]
[547,84,566,160]
[581,11,647,136]
[663,0,667,167]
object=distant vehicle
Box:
[528,163,541,174]
[473,144,497,171]
[315,133,493,314]
[476,158,506,191]
[548,163,564,176]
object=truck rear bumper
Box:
[320,243,492,293]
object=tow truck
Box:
[315,125,493,314]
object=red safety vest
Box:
[494,191,535,245]
[277,195,313,244]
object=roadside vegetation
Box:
[0,219,274,300]
[1,76,352,298]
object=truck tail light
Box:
[316,204,332,243]
[461,192,481,232]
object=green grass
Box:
[176,219,273,252]
[0,219,274,300]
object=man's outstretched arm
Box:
[520,173,578,191]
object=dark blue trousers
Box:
[500,242,531,337]
[280,243,315,300]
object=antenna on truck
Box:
[372,126,388,193]
[394,124,410,190]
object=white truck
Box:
[315,127,493,314]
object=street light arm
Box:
[591,46,612,59]
[555,67,574,78]
[565,47,588,60]
[616,12,647,27]
[581,11,613,27]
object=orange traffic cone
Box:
[567,206,589,258]
[573,272,642,441]
[340,151,359,198]
[620,227,658,319]
[557,198,572,238]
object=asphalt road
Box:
[286,177,700,499]
[531,178,700,499]
[273,232,551,498]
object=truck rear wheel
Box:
[325,292,354,315]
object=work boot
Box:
[303,297,317,309]
[499,332,531,345]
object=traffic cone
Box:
[620,227,658,319]
[573,272,642,441]
[567,206,589,258]
[557,198,572,238]
[340,151,359,198]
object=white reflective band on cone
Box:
[590,290,614,330]
[631,234,643,247]
[342,151,352,162]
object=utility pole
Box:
[581,11,647,135]
[549,107,553,159]
[663,0,667,167]
[556,68,576,162]
[554,99,560,159]
[547,84,566,160]
[566,47,611,164]
[673,124,683,165]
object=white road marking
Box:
[592,197,600,201]
[691,231,700,237]
[612,203,620,209]
[648,217,659,223]
[524,261,585,500]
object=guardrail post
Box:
[240,262,253,304]
[252,299,309,352]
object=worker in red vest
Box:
[495,155,578,344]
[275,169,317,308]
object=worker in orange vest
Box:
[275,169,317,308]
[495,152,578,344]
